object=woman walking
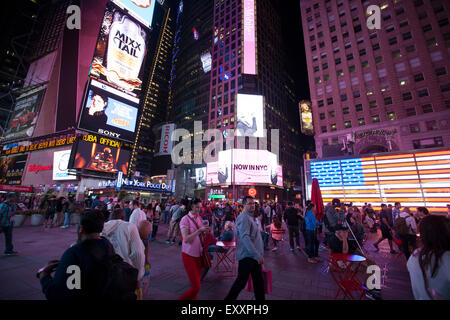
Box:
[179,199,210,300]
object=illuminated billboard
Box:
[236,94,264,138]
[112,0,156,29]
[89,3,148,98]
[243,0,256,74]
[206,149,281,186]
[4,88,45,140]
[53,150,77,181]
[300,100,314,136]
[156,123,175,155]
[305,149,450,213]
[70,134,130,175]
[195,167,206,189]
[78,79,139,142]
[0,154,28,185]
[200,52,211,73]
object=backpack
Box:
[0,202,12,227]
[82,239,138,300]
[393,216,410,235]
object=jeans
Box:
[1,225,14,253]
[399,234,417,260]
[272,239,279,247]
[63,212,72,227]
[305,229,319,258]
[225,257,265,301]
[288,225,301,249]
[261,232,269,249]
[180,253,202,300]
[164,211,170,224]
[152,224,159,239]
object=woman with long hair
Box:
[179,198,210,300]
[406,215,450,299]
[270,216,285,251]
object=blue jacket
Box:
[305,210,319,231]
[235,210,264,262]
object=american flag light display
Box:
[306,149,450,213]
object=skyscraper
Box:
[300,0,450,158]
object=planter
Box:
[71,213,81,225]
[12,214,27,227]
[31,214,45,226]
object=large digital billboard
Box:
[195,167,206,189]
[206,149,281,186]
[200,52,212,73]
[156,123,175,155]
[53,150,77,181]
[236,94,264,138]
[0,154,28,185]
[243,0,256,74]
[70,134,130,175]
[305,149,450,213]
[300,100,314,136]
[89,3,148,98]
[3,88,45,140]
[112,0,156,29]
[78,79,139,142]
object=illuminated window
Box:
[399,77,408,86]
[344,121,351,128]
[371,115,380,123]
[330,124,337,131]
[410,123,420,133]
[403,92,413,101]
[380,3,388,10]
[358,118,365,126]
[387,112,396,120]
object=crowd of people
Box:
[1,192,449,300]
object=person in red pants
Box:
[179,199,210,300]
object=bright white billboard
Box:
[53,150,77,181]
[206,149,280,186]
[195,167,206,188]
[236,94,264,138]
[200,52,212,73]
[112,0,156,29]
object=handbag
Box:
[187,215,212,268]
[246,268,272,294]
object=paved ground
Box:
[0,221,414,300]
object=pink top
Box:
[179,213,205,257]
[270,223,284,241]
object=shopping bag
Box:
[246,269,272,294]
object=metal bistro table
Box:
[327,253,367,300]
[213,241,237,278]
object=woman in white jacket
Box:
[101,208,146,280]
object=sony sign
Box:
[157,124,175,156]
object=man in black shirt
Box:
[373,204,397,254]
[283,202,303,253]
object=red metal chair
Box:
[327,255,367,300]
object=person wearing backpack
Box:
[61,196,74,229]
[39,210,139,300]
[394,207,418,260]
[0,193,19,255]
[167,201,182,244]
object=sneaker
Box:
[4,251,18,256]
[272,247,278,252]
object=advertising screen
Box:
[53,150,77,181]
[200,52,211,73]
[306,149,450,213]
[89,3,148,98]
[0,154,28,185]
[3,88,45,140]
[195,167,206,189]
[243,0,256,74]
[112,0,156,29]
[70,134,130,175]
[236,94,264,138]
[300,100,314,136]
[78,80,139,142]
[156,123,175,155]
[206,149,279,186]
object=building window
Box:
[346,53,354,61]
[343,107,349,114]
[330,124,337,131]
[319,113,325,120]
[330,25,336,32]
[410,123,420,133]
[410,58,421,68]
[314,66,320,72]
[351,77,359,86]
[387,112,396,120]
[439,18,449,27]
[341,94,347,101]
[413,137,443,149]
[417,88,429,97]
[392,50,402,59]
[384,97,393,105]
[359,48,366,56]
[318,100,324,107]
[322,62,328,70]
[353,90,360,98]
[395,62,406,72]
[426,120,438,131]
[431,51,443,62]
[402,32,412,40]
[414,73,424,82]
[440,83,450,92]
[381,82,390,92]
[315,77,322,84]
[327,97,334,105]
[335,58,341,65]
[372,115,380,123]
[364,73,372,82]
[358,118,365,126]
[375,56,383,64]
[321,126,327,133]
[389,37,397,45]
[324,74,330,81]
[436,67,447,76]
[329,110,335,118]
[337,70,344,77]
[426,38,437,47]
[422,24,432,33]
[386,25,395,33]
[399,77,408,86]
[422,104,433,113]
[362,61,369,68]
[355,104,363,112]
[344,121,352,128]
[406,107,417,117]
[339,81,346,89]
[406,45,416,53]
[378,68,387,78]
[349,65,356,73]
[403,92,413,101]
[372,43,380,51]
[383,14,391,21]
[369,101,378,108]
